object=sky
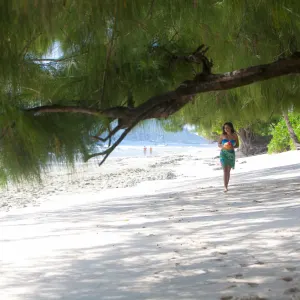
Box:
[44,41,63,59]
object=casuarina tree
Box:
[1,0,300,184]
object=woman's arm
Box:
[218,135,223,149]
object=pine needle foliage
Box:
[0,0,300,184]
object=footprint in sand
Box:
[285,266,296,272]
[220,296,233,300]
[227,273,243,279]
[239,263,248,267]
[281,276,293,282]
[225,284,237,289]
[247,282,259,288]
[284,287,300,295]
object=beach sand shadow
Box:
[1,164,300,300]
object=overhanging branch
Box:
[27,51,300,123]
[85,108,154,165]
[25,51,300,163]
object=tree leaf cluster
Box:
[1,0,300,184]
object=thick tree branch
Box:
[27,51,300,124]
[176,51,300,95]
[25,51,300,163]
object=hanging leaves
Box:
[0,0,300,184]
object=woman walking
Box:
[218,122,239,192]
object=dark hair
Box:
[222,122,235,135]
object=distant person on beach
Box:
[150,147,152,155]
[218,122,239,192]
[143,146,147,155]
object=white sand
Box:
[1,146,300,300]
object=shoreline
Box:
[1,147,299,214]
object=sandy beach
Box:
[1,145,300,300]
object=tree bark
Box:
[238,127,272,156]
[238,127,254,156]
[27,51,300,127]
[282,110,300,150]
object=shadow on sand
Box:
[1,164,300,300]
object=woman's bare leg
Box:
[223,166,228,192]
[226,166,232,190]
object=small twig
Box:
[146,0,155,19]
[86,108,153,165]
[155,44,213,74]
[169,28,179,43]
[283,5,300,19]
[87,123,135,166]
[100,4,118,105]
[91,124,122,144]
[0,122,16,140]
[131,19,148,31]
[235,4,248,40]
[20,32,41,58]
[29,52,87,63]
[107,125,113,147]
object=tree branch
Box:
[100,4,118,105]
[29,53,87,63]
[85,123,135,165]
[25,51,300,163]
[85,108,152,165]
[26,52,300,126]
[26,105,135,119]
[0,122,16,140]
[146,0,155,19]
[91,123,122,145]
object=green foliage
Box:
[0,109,100,186]
[268,113,300,153]
[1,0,300,184]
[160,116,185,132]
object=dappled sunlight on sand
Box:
[1,151,300,300]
